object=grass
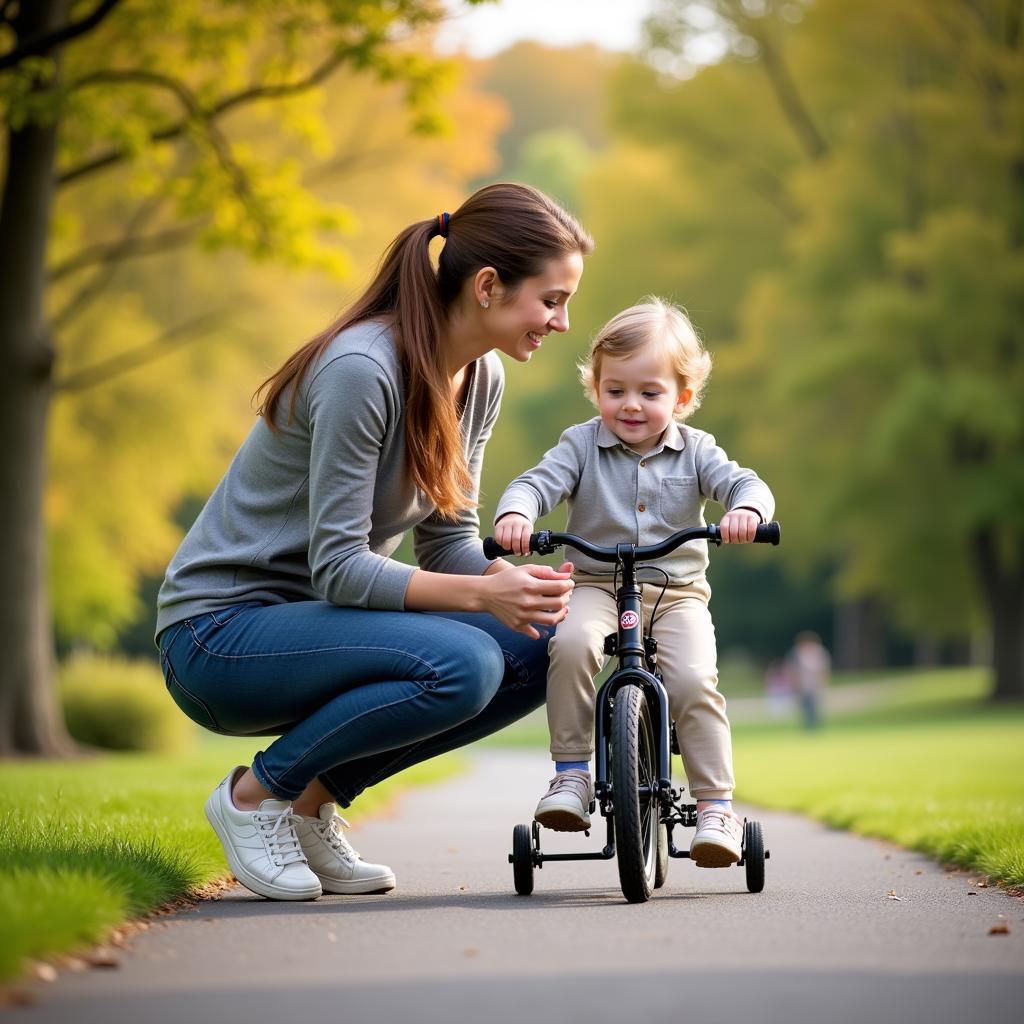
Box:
[484,666,1024,887]
[732,668,1024,887]
[0,734,462,983]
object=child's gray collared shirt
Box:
[494,417,774,583]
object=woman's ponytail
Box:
[392,220,475,517]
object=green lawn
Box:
[732,668,1024,887]
[0,735,461,983]
[484,667,1024,888]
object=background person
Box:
[788,631,831,730]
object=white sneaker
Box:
[534,769,593,831]
[295,804,396,895]
[690,805,744,867]
[205,766,322,901]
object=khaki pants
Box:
[545,576,734,800]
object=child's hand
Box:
[720,508,760,543]
[495,513,535,556]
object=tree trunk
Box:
[0,0,78,756]
[912,636,940,668]
[973,528,1024,702]
[832,597,887,672]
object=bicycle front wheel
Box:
[611,683,658,903]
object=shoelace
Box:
[547,773,589,797]
[255,809,307,867]
[696,808,736,834]
[318,814,360,864]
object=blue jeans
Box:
[158,601,548,806]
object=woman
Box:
[156,183,592,901]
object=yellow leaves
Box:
[38,7,507,647]
[45,287,262,646]
[279,103,335,160]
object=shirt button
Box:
[638,503,646,512]
[640,460,646,467]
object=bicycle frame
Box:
[485,521,780,876]
[523,537,703,867]
[592,544,673,813]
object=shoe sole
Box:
[205,794,322,901]
[534,808,591,832]
[317,872,396,895]
[690,841,741,868]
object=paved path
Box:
[11,752,1023,1023]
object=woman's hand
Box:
[494,513,534,556]
[720,508,761,543]
[481,561,575,639]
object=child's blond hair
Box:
[579,297,712,421]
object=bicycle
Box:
[483,520,781,904]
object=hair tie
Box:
[437,211,450,238]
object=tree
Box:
[0,0,482,755]
[635,0,1024,696]
[478,41,613,172]
[50,58,505,654]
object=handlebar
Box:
[483,521,781,563]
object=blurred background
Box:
[3,0,1022,759]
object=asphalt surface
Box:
[10,751,1024,1023]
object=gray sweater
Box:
[156,322,503,637]
[495,418,774,583]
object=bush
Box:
[59,654,194,753]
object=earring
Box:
[480,300,489,309]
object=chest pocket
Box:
[660,476,701,527]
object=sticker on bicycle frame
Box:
[619,610,639,630]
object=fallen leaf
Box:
[33,964,57,984]
[458,885,468,891]
[86,947,120,968]
[914,870,923,875]
[464,948,479,957]
[989,922,1011,935]
[886,890,903,901]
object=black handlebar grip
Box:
[754,521,781,545]
[483,537,512,560]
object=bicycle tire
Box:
[611,684,658,903]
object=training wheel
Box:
[742,819,766,893]
[511,822,535,895]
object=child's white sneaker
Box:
[205,766,322,900]
[295,804,396,895]
[534,769,593,831]
[690,805,744,867]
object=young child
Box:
[493,297,774,867]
